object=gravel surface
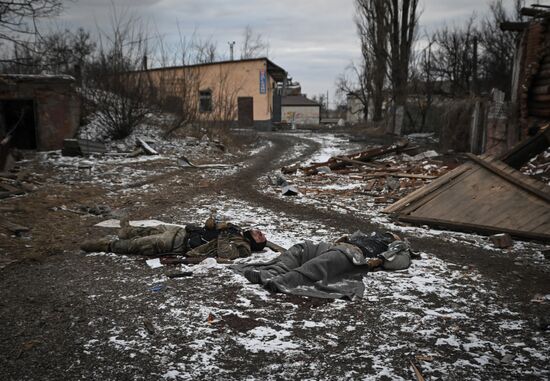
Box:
[0,129,548,380]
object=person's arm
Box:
[217,235,251,260]
[186,239,216,258]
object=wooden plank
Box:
[490,191,549,229]
[397,215,550,242]
[383,165,472,213]
[136,138,158,155]
[517,208,550,232]
[532,94,550,102]
[531,85,550,95]
[530,216,550,233]
[500,21,528,31]
[398,165,481,216]
[532,77,550,86]
[496,163,550,194]
[528,109,550,118]
[501,127,550,168]
[534,69,550,79]
[409,167,507,224]
[363,172,438,180]
[333,156,381,168]
[466,154,550,202]
[529,101,550,109]
[520,7,550,17]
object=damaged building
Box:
[140,57,288,129]
[0,74,81,151]
[0,74,81,170]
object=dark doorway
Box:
[272,89,282,123]
[238,97,254,127]
[2,100,37,149]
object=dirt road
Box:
[0,131,548,380]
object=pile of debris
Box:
[279,140,452,203]
[0,169,37,200]
[521,147,550,185]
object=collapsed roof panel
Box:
[384,154,550,242]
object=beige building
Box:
[281,95,320,125]
[142,58,287,128]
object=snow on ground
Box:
[38,114,250,190]
[21,128,546,379]
[258,134,549,262]
[78,197,549,380]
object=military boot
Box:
[81,238,113,253]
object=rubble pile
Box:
[521,147,550,185]
[275,142,451,207]
[0,168,38,200]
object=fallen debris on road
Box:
[384,153,550,242]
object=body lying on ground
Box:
[80,216,267,260]
[232,231,417,300]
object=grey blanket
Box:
[231,241,370,300]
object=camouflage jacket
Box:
[186,230,251,260]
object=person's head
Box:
[243,229,267,252]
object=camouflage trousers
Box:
[110,225,187,256]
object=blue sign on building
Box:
[259,69,267,94]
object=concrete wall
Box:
[281,106,320,125]
[145,59,277,123]
[0,77,80,151]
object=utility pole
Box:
[228,41,236,61]
[326,90,329,116]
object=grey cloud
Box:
[56,0,550,103]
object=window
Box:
[199,90,212,113]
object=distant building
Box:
[281,95,321,125]
[140,57,287,128]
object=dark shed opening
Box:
[1,100,37,149]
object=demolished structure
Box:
[0,74,81,170]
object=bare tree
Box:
[240,25,269,59]
[2,26,95,75]
[0,0,63,62]
[191,34,218,63]
[432,16,478,96]
[84,10,152,140]
[387,0,420,107]
[335,61,371,121]
[407,36,439,132]
[354,0,388,121]
[478,0,524,97]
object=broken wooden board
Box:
[136,137,159,155]
[95,219,186,229]
[178,156,234,168]
[62,139,107,156]
[383,154,550,242]
[501,125,549,169]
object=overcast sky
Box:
[56,0,550,105]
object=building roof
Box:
[138,57,287,82]
[282,95,320,107]
[0,74,75,84]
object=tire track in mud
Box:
[219,132,550,301]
